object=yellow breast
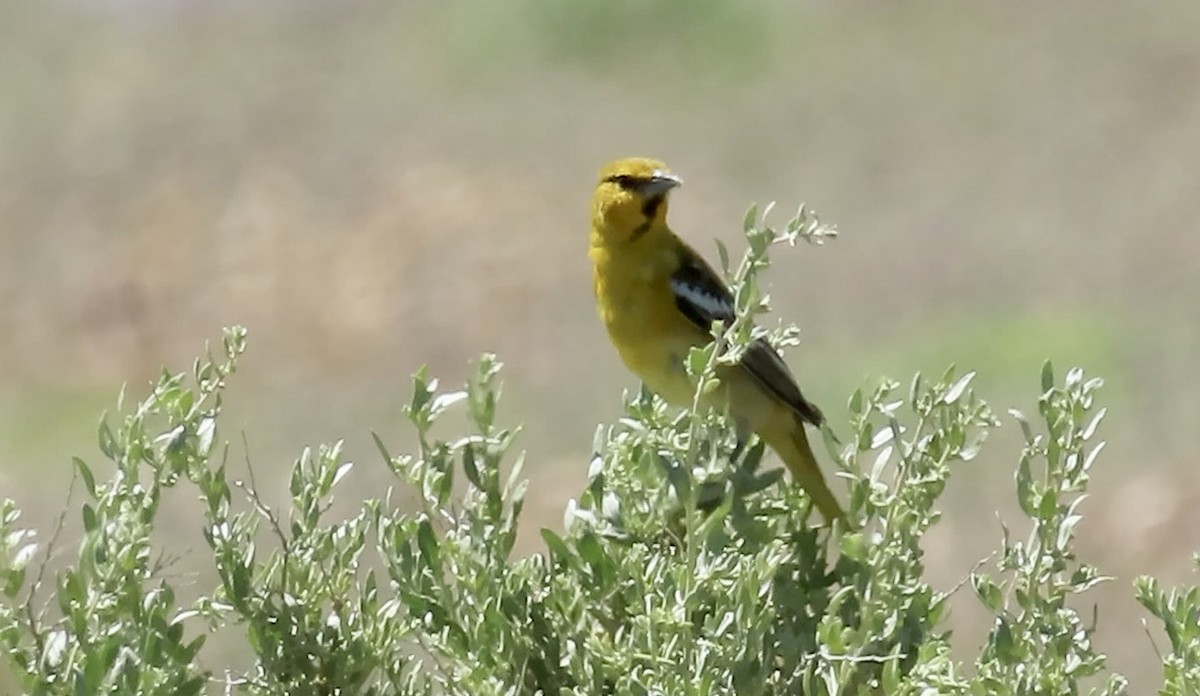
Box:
[590,242,708,406]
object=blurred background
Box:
[2,0,1198,689]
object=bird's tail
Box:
[764,420,846,524]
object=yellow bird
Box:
[588,157,845,523]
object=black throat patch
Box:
[630,196,663,241]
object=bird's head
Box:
[591,157,682,243]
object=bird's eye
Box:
[604,174,636,189]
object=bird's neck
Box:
[590,220,670,266]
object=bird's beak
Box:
[639,170,683,197]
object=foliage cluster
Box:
[2,208,1197,695]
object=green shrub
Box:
[2,205,1196,694]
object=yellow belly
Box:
[595,272,794,436]
[612,325,700,407]
[593,258,703,405]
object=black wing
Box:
[670,250,824,426]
